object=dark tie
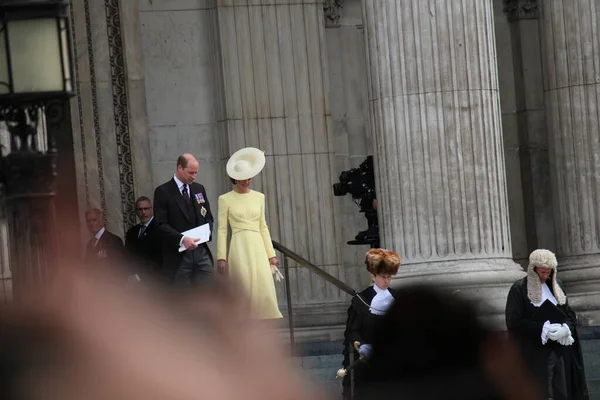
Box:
[182,184,190,205]
[138,224,146,238]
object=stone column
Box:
[362,0,524,325]
[539,0,600,324]
[217,0,346,339]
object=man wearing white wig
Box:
[506,249,588,400]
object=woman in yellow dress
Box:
[216,147,283,320]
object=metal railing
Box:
[272,240,356,354]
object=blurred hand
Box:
[481,334,544,400]
[0,266,323,400]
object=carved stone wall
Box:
[504,0,538,21]
[324,0,343,26]
[69,0,152,245]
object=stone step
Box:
[297,354,344,370]
[290,345,343,399]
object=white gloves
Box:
[548,323,575,346]
[549,323,570,340]
[542,321,574,346]
[541,321,562,345]
[271,265,284,282]
[358,344,373,359]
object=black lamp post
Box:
[0,0,75,299]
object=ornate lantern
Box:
[0,0,75,299]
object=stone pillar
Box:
[217,0,346,339]
[539,0,600,324]
[362,0,524,325]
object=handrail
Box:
[272,240,357,357]
[272,240,357,296]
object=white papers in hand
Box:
[178,223,210,252]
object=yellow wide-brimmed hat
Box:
[226,147,266,180]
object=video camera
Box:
[333,156,379,248]
[333,156,376,201]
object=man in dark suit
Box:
[125,196,163,282]
[84,208,124,266]
[153,153,214,286]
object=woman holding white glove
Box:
[216,148,283,320]
[506,249,588,400]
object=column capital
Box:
[503,0,538,21]
[323,0,343,26]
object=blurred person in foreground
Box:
[341,248,400,399]
[355,285,544,400]
[505,249,588,400]
[0,264,322,400]
[0,265,545,400]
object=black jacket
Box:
[125,218,163,281]
[84,229,124,266]
[342,286,397,393]
[505,276,588,400]
[153,179,214,277]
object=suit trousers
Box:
[173,245,213,286]
[548,350,568,400]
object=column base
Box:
[392,258,525,329]
[555,254,600,326]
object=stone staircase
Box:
[292,340,344,399]
[290,329,600,400]
[580,327,600,400]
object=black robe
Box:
[505,276,588,400]
[342,286,397,399]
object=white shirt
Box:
[173,175,187,195]
[173,175,191,247]
[94,227,105,247]
[369,284,394,315]
[139,217,153,237]
[532,282,558,307]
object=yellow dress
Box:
[217,190,282,319]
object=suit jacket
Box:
[84,230,124,266]
[342,286,398,393]
[153,178,214,275]
[125,218,163,279]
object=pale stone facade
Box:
[58,0,600,338]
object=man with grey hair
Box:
[84,208,124,265]
[125,196,162,281]
[505,249,588,400]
